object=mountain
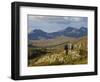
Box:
[28,27,87,40]
[28,29,54,40]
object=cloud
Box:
[28,15,87,33]
[71,17,81,21]
[28,15,44,20]
[64,16,83,22]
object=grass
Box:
[28,37,88,66]
[28,48,87,66]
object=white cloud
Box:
[63,17,69,20]
[28,15,44,21]
[64,16,82,22]
[71,17,82,21]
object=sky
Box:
[28,15,88,33]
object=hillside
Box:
[28,36,88,66]
[30,36,76,47]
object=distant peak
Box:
[33,29,43,32]
[32,29,46,33]
[64,27,76,32]
[80,27,87,29]
[66,27,74,29]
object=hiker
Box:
[64,44,68,54]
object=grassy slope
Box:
[30,36,76,47]
[28,36,88,66]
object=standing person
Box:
[64,44,68,55]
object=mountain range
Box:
[28,27,87,40]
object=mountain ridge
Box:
[28,27,87,40]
